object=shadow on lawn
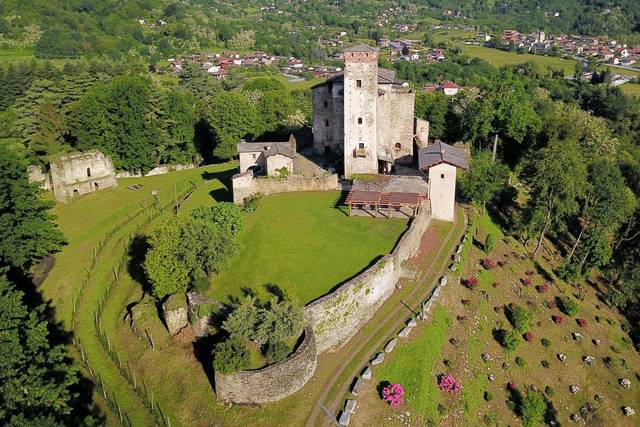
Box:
[127,234,152,294]
[202,168,236,203]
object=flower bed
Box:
[382,383,405,407]
[438,374,461,393]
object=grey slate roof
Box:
[418,141,469,170]
[236,142,295,159]
[344,44,378,53]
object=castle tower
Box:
[343,45,379,178]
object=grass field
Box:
[0,46,34,63]
[464,46,578,75]
[356,210,640,426]
[211,191,408,304]
[621,83,640,97]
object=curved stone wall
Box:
[214,327,317,404]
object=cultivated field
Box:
[463,46,578,75]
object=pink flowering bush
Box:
[461,299,471,306]
[382,383,405,407]
[507,382,518,392]
[438,374,462,393]
[547,301,557,309]
[524,332,534,342]
[577,318,588,327]
[482,258,497,270]
[492,282,500,288]
[464,276,478,289]
[525,270,535,276]
[536,284,549,293]
[553,315,564,324]
[521,277,532,286]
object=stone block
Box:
[351,377,364,395]
[398,326,412,338]
[371,353,385,365]
[162,294,189,336]
[440,276,448,286]
[456,245,463,254]
[384,338,397,353]
[361,366,372,380]
[450,264,457,272]
[345,399,357,413]
[338,411,351,426]
[407,318,417,328]
[454,254,461,263]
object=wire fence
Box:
[71,182,197,426]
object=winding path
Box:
[305,206,467,426]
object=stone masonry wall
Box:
[231,171,339,204]
[305,201,431,352]
[214,327,317,404]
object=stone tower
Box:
[343,45,379,178]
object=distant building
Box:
[49,150,117,202]
[441,80,459,96]
[237,136,296,177]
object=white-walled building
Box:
[418,141,468,222]
[237,139,295,177]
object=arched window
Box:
[394,143,401,149]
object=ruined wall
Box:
[27,165,52,191]
[50,150,117,202]
[343,50,379,177]
[414,118,430,147]
[232,171,339,204]
[215,327,317,404]
[377,87,415,165]
[115,163,195,179]
[304,201,431,352]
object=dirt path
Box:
[305,207,467,426]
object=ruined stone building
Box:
[312,45,420,178]
[49,150,117,202]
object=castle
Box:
[311,45,425,178]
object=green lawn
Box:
[374,305,452,423]
[211,191,408,304]
[621,82,640,97]
[0,46,34,63]
[464,46,578,75]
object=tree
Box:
[522,140,587,257]
[254,298,304,345]
[414,92,449,140]
[0,271,87,425]
[192,203,245,235]
[222,296,259,341]
[0,145,65,271]
[568,161,636,263]
[520,390,546,427]
[484,234,496,254]
[212,339,250,374]
[144,218,191,298]
[458,151,508,211]
[206,91,257,160]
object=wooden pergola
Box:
[345,190,426,218]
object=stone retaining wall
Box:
[214,327,317,404]
[231,170,339,204]
[305,200,431,353]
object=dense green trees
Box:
[459,151,509,212]
[144,203,245,298]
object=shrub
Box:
[547,301,557,309]
[577,318,588,327]
[545,386,555,397]
[557,297,580,317]
[521,390,547,427]
[507,382,518,392]
[536,284,549,293]
[382,383,405,407]
[501,329,521,352]
[552,315,564,324]
[464,276,478,289]
[438,374,462,393]
[242,192,263,213]
[523,332,534,342]
[508,305,532,333]
[213,339,250,374]
[541,360,550,368]
[482,258,497,269]
[521,277,532,286]
[515,356,526,367]
[541,338,551,347]
[485,234,496,254]
[483,391,494,402]
[264,340,290,363]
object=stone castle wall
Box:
[377,87,415,164]
[214,327,317,404]
[49,150,117,202]
[304,200,431,352]
[231,171,339,204]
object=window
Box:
[357,117,362,124]
[325,119,329,127]
[324,101,328,108]
[86,168,91,177]
[356,79,362,88]
[440,173,445,179]
[358,143,365,149]
[394,143,401,149]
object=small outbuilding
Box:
[50,150,117,202]
[418,141,469,222]
[237,136,296,177]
